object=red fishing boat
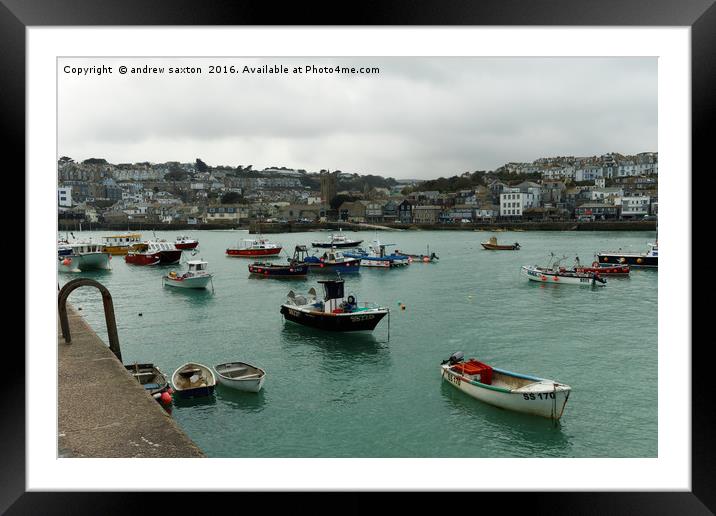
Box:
[174,235,199,250]
[226,237,282,257]
[125,241,182,265]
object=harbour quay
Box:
[58,305,204,458]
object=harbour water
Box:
[59,229,657,457]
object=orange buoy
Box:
[540,275,547,281]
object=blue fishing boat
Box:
[295,245,361,274]
[344,240,409,268]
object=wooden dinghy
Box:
[440,352,571,420]
[172,362,216,398]
[125,363,173,405]
[214,362,266,393]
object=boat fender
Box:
[160,391,173,405]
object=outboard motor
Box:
[441,351,465,365]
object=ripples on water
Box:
[61,230,657,458]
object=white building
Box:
[618,195,651,218]
[589,187,623,203]
[58,186,72,207]
[500,191,536,217]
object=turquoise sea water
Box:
[60,229,657,458]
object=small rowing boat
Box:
[214,362,266,393]
[440,351,571,419]
[124,363,173,405]
[172,362,216,398]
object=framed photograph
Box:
[10,0,707,512]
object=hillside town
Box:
[57,152,658,228]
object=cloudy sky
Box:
[59,57,656,179]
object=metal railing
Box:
[58,278,122,362]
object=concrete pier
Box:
[58,306,204,457]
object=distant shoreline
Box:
[58,220,657,233]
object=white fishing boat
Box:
[57,241,112,272]
[440,352,571,420]
[163,260,214,289]
[172,362,216,398]
[214,362,266,393]
[521,254,606,286]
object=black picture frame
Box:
[7,0,707,513]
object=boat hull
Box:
[125,252,161,266]
[304,257,361,274]
[596,253,657,268]
[226,247,282,257]
[280,305,388,331]
[103,243,147,255]
[521,266,605,286]
[576,264,630,276]
[217,375,265,392]
[481,243,519,250]
[311,240,363,249]
[163,275,213,289]
[175,241,199,250]
[58,252,111,272]
[441,365,570,419]
[249,263,309,277]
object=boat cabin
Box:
[293,245,310,261]
[317,278,358,313]
[147,241,178,252]
[241,238,277,249]
[67,242,106,254]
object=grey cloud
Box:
[59,57,656,178]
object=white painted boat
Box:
[440,352,571,420]
[214,362,266,393]
[57,242,112,272]
[163,260,214,289]
[172,362,216,398]
[521,265,606,286]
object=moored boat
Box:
[394,245,439,263]
[58,242,112,272]
[574,258,630,276]
[174,235,199,250]
[597,241,658,268]
[344,241,409,268]
[163,260,214,289]
[280,276,389,332]
[298,245,361,274]
[171,362,216,398]
[521,264,606,286]
[481,236,520,251]
[311,228,363,249]
[102,233,147,255]
[226,237,282,257]
[249,259,309,278]
[214,362,266,393]
[124,363,173,405]
[440,351,571,420]
[126,241,182,266]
